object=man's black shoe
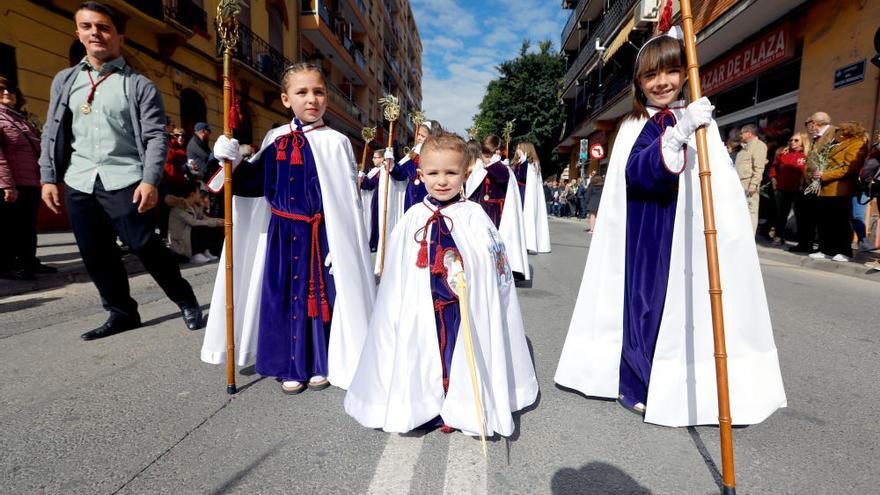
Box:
[787,245,814,253]
[32,263,58,274]
[81,317,142,341]
[181,305,203,330]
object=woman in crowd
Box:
[769,132,809,246]
[584,174,604,233]
[0,75,55,280]
[809,122,869,262]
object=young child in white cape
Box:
[345,132,538,436]
[554,29,786,427]
[200,63,375,395]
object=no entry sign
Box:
[590,143,605,160]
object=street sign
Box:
[833,60,866,90]
[590,143,605,160]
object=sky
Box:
[410,0,569,135]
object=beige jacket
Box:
[167,204,220,258]
[735,138,768,190]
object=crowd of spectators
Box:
[543,172,605,232]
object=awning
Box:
[603,18,635,63]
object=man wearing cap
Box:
[186,122,211,181]
[39,1,202,340]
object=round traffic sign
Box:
[589,143,605,160]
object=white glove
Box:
[357,171,365,179]
[662,97,714,172]
[384,148,394,161]
[213,135,243,167]
[324,253,333,275]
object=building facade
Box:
[558,0,880,179]
[0,0,422,228]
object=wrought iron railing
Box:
[217,23,292,84]
[562,0,636,92]
[165,0,208,33]
[561,0,590,49]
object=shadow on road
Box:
[209,442,283,494]
[551,462,652,494]
[686,426,723,491]
[0,296,62,314]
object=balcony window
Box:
[269,5,285,54]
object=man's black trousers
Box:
[65,178,197,321]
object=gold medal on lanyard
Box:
[80,103,92,115]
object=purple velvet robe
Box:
[619,111,682,408]
[390,153,428,211]
[360,171,379,252]
[233,121,336,382]
[513,160,528,206]
[467,161,510,227]
[421,195,463,428]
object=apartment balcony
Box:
[561,0,605,52]
[562,0,636,97]
[216,23,292,85]
[122,0,164,21]
[560,70,632,147]
[301,0,369,86]
[327,82,368,127]
[165,0,208,35]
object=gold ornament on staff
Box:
[678,1,737,493]
[359,126,377,187]
[503,119,515,159]
[216,0,241,395]
[409,110,426,145]
[467,125,479,141]
[377,94,400,277]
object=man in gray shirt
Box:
[39,2,201,340]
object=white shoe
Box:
[864,261,880,271]
[202,250,219,261]
[281,380,305,394]
[190,253,211,264]
[831,254,850,262]
[808,252,828,259]
[858,240,875,252]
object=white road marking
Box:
[366,434,425,494]
[442,433,488,495]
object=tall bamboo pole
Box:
[217,1,240,395]
[678,2,736,493]
[377,95,400,276]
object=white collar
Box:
[817,124,830,137]
[291,118,325,133]
[646,100,687,118]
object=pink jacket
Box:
[0,105,41,189]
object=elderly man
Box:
[792,112,837,253]
[39,2,202,340]
[734,123,768,232]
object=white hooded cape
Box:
[373,158,407,275]
[554,108,786,427]
[465,158,530,280]
[522,160,551,253]
[359,166,381,238]
[201,120,377,390]
[344,198,539,436]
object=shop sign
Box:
[590,143,605,160]
[832,60,866,90]
[700,24,795,96]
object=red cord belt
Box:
[270,208,331,322]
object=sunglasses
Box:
[789,139,801,143]
[804,120,816,126]
[0,87,15,94]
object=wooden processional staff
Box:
[359,126,377,188]
[678,1,737,493]
[503,119,515,158]
[217,0,240,395]
[377,95,400,276]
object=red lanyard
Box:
[86,69,115,105]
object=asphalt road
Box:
[1,218,878,494]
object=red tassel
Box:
[275,135,288,161]
[321,299,331,323]
[658,0,673,33]
[289,135,303,165]
[307,292,318,318]
[431,249,445,275]
[442,377,449,392]
[416,239,429,267]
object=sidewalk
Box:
[548,216,880,282]
[0,231,213,299]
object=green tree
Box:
[472,40,565,175]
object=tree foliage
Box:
[472,40,565,175]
